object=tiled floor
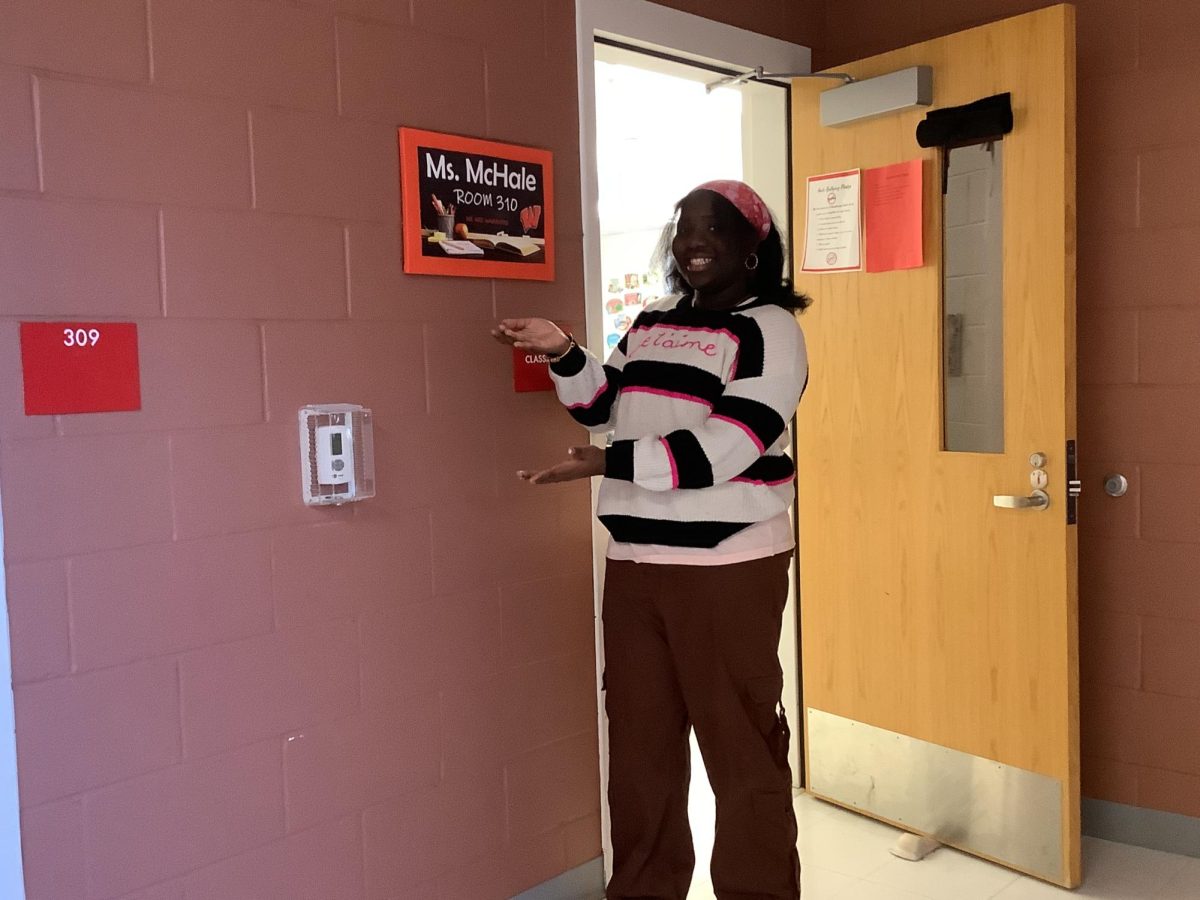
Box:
[684,741,1200,899]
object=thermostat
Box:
[299,404,375,506]
[316,424,352,484]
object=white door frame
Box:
[574,0,812,876]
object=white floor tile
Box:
[795,791,841,827]
[688,864,863,899]
[795,803,899,880]
[863,846,1020,900]
[1073,837,1190,898]
[1153,855,1200,900]
[801,864,859,898]
[991,875,1081,899]
[991,859,1189,900]
[687,867,862,899]
[830,878,934,900]
[678,737,1198,900]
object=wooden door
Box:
[792,5,1079,886]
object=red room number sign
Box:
[20,322,142,415]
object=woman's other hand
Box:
[491,318,571,356]
[517,445,605,484]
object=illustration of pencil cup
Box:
[436,213,454,236]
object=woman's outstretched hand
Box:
[518,445,605,485]
[493,320,594,485]
[491,318,571,356]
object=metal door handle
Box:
[993,489,1049,510]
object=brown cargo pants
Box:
[601,552,801,900]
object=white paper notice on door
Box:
[802,169,863,273]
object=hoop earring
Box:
[744,253,759,271]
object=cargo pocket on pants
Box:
[745,674,790,770]
[771,704,791,771]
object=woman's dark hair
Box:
[653,192,813,312]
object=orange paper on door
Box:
[864,159,924,273]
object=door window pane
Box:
[943,141,1004,453]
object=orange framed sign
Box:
[398,128,555,281]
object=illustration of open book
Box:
[466,233,543,257]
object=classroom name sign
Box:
[399,128,555,281]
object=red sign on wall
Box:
[20,322,141,415]
[511,324,573,393]
[512,346,555,393]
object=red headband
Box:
[693,179,772,239]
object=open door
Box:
[792,5,1079,887]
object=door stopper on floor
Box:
[890,832,941,861]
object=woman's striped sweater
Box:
[549,294,808,548]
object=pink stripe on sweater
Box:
[660,438,679,489]
[710,414,765,453]
[565,382,608,410]
[731,475,795,486]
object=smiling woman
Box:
[670,190,760,306]
[493,179,810,900]
[657,182,811,315]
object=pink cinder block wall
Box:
[0,1,603,897]
[6,0,1194,893]
[813,0,1200,822]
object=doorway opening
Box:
[591,39,790,351]
[588,35,799,897]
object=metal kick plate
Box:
[807,708,1064,883]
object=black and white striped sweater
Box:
[549,294,808,548]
